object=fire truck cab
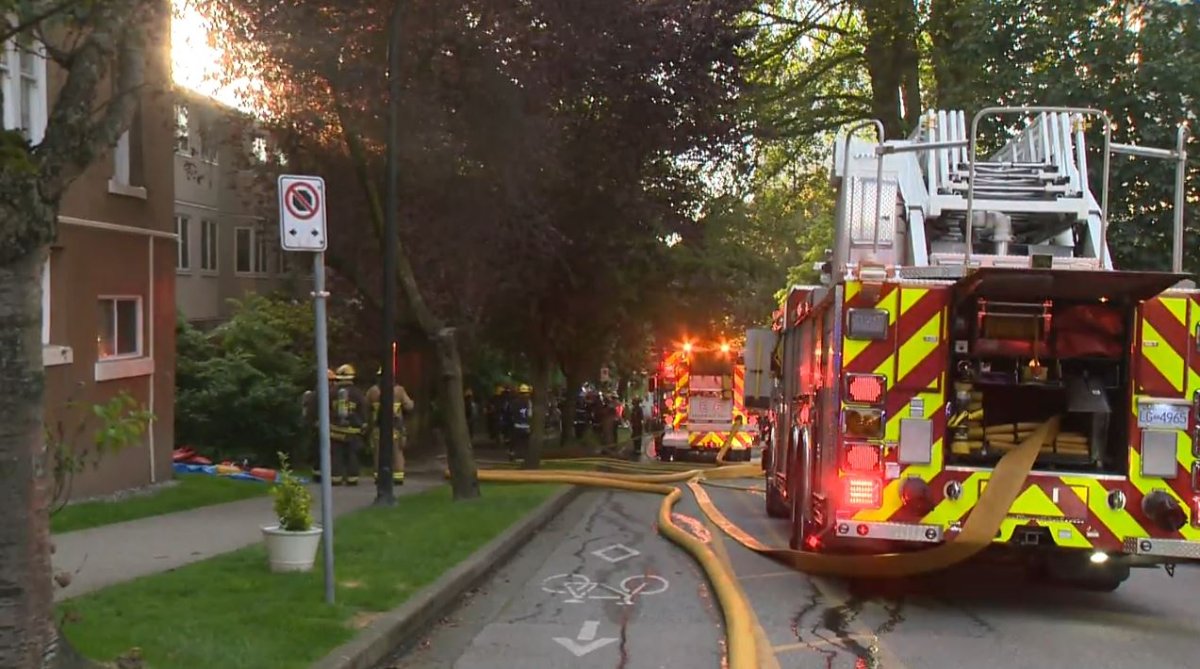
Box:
[654,341,757,462]
[752,106,1198,590]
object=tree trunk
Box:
[560,367,583,446]
[0,248,96,669]
[858,0,923,137]
[522,353,553,470]
[928,0,975,110]
[434,328,480,500]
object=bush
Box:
[271,453,313,532]
[175,294,340,466]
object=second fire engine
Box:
[651,340,758,462]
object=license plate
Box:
[689,398,729,420]
[1137,401,1190,429]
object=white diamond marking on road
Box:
[591,543,640,564]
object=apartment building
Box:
[173,87,296,327]
[39,14,176,497]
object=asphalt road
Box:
[381,463,1200,669]
[383,489,726,669]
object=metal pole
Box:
[376,0,402,506]
[836,119,885,274]
[1172,124,1189,274]
[871,150,885,255]
[312,251,336,604]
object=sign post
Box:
[278,174,335,605]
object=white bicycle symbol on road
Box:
[541,573,670,606]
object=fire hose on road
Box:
[453,417,1062,669]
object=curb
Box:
[310,484,583,669]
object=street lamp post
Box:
[375,0,404,507]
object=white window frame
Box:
[108,128,147,199]
[251,134,268,163]
[96,295,144,361]
[200,219,218,273]
[235,225,269,276]
[175,103,191,155]
[41,255,73,367]
[0,31,47,143]
[175,214,191,271]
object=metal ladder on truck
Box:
[829,106,1189,279]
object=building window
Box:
[235,226,252,273]
[0,33,47,143]
[175,215,190,270]
[114,130,131,184]
[200,219,218,271]
[251,135,268,163]
[41,256,50,345]
[97,297,142,360]
[256,231,269,274]
[236,226,269,275]
[175,104,190,154]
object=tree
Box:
[0,2,166,666]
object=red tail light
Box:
[845,374,886,405]
[843,476,882,509]
[843,443,882,472]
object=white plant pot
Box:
[262,525,323,573]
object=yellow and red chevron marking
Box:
[1135,295,1191,398]
[847,287,1200,551]
[672,367,689,428]
[732,364,751,424]
[844,282,951,523]
[687,430,752,450]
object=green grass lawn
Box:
[52,474,272,534]
[59,482,562,669]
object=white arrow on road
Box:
[553,620,618,657]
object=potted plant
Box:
[262,453,322,573]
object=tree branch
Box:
[38,0,153,200]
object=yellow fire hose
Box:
[453,417,1060,669]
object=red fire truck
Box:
[749,106,1199,590]
[651,340,757,462]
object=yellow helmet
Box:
[335,363,357,381]
[518,383,532,394]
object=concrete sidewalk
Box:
[52,475,442,601]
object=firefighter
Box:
[366,368,415,485]
[629,396,645,457]
[507,384,534,461]
[330,363,369,486]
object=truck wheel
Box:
[658,446,676,462]
[765,480,789,518]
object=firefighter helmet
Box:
[518,383,532,394]
[335,364,357,381]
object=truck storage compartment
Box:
[941,266,1186,473]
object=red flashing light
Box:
[843,443,882,472]
[846,374,885,404]
[843,477,882,509]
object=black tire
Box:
[765,479,789,518]
[658,446,676,462]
